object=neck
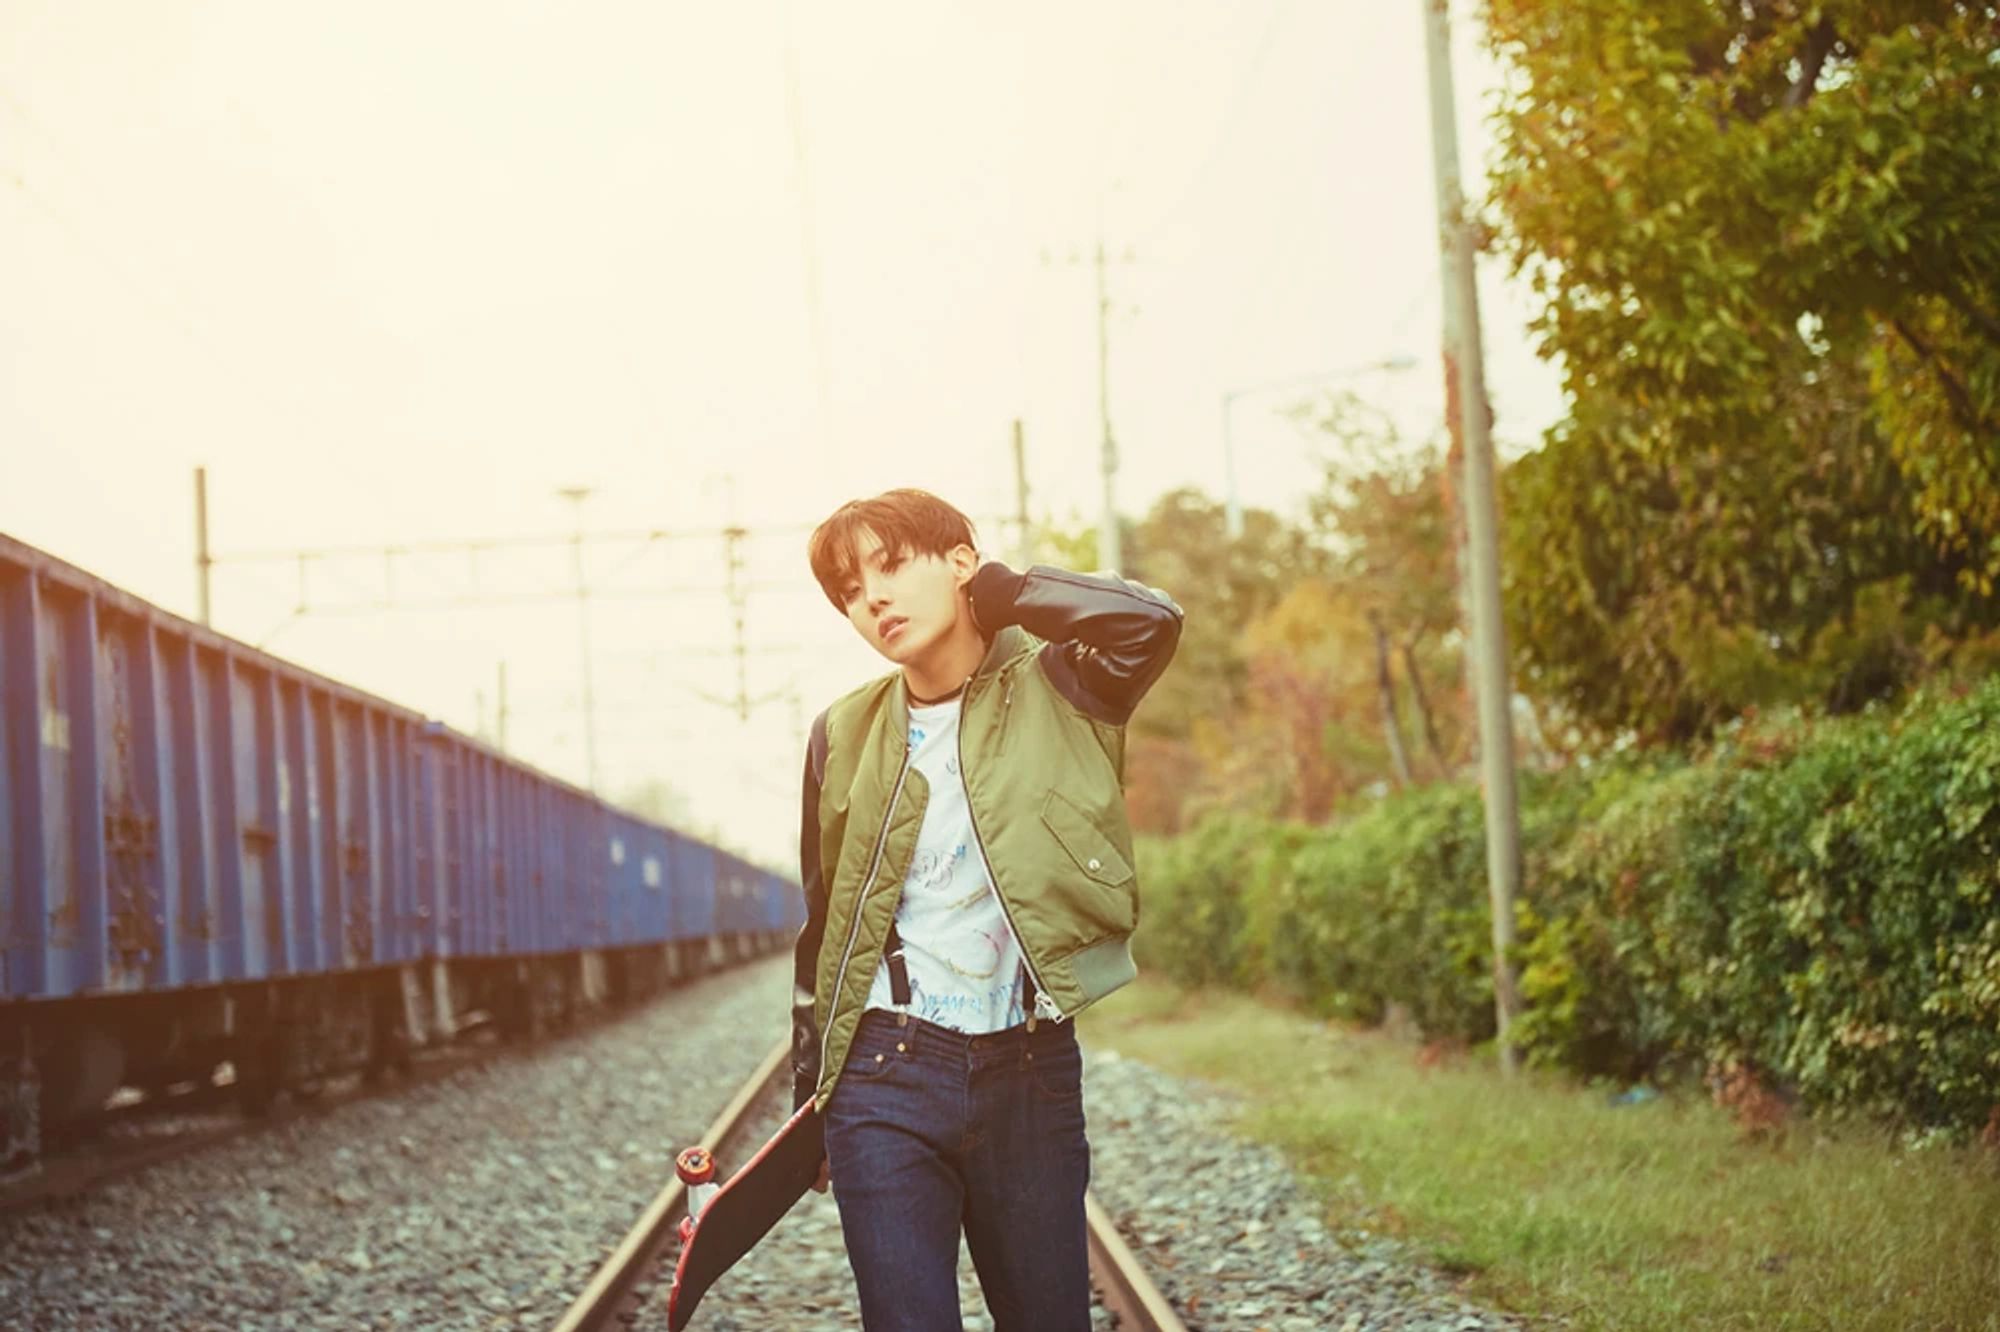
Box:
[903,619,988,703]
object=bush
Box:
[1133,678,2000,1132]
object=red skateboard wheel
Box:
[675,1146,715,1186]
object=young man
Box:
[791,488,1182,1332]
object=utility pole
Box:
[557,486,600,794]
[1012,419,1032,567]
[1094,239,1121,574]
[723,524,751,721]
[1422,0,1523,1071]
[194,467,212,626]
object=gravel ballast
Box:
[2,954,1525,1330]
[0,957,791,1331]
[643,1004,1526,1331]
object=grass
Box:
[1077,979,2000,1331]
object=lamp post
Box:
[1220,354,1417,540]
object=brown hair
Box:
[808,489,978,612]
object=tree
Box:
[1292,391,1473,774]
[1484,0,2000,737]
[1038,490,1330,829]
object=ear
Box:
[950,543,980,589]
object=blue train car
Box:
[0,532,798,1167]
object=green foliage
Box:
[1129,814,1266,989]
[1136,676,2000,1131]
[1485,0,2000,738]
[1117,487,1328,747]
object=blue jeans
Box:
[825,1008,1092,1332]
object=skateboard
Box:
[665,1098,826,1330]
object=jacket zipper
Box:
[819,749,916,1085]
[961,674,1063,1022]
[995,675,1015,760]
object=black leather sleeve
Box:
[790,711,831,1110]
[968,562,1184,725]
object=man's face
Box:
[837,529,973,665]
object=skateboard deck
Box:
[666,1098,826,1330]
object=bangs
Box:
[807,489,978,610]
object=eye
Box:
[841,584,862,605]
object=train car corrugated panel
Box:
[327,695,371,970]
[522,767,542,953]
[598,809,622,946]
[485,750,509,956]
[2,559,54,997]
[412,730,447,959]
[96,596,174,992]
[552,784,576,948]
[537,778,564,954]
[447,739,481,959]
[670,833,715,943]
[712,850,748,936]
[225,657,278,978]
[455,743,488,958]
[561,789,587,950]
[640,820,672,944]
[278,680,320,972]
[35,575,109,996]
[574,791,601,953]
[384,713,416,964]
[175,640,229,988]
[535,776,557,954]
[758,870,787,933]
[599,809,628,947]
[487,750,510,956]
[478,751,501,955]
[465,743,491,958]
[515,764,541,954]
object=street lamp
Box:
[1220,354,1418,540]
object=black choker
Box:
[908,683,965,707]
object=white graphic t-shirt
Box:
[864,697,1028,1032]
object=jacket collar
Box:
[975,625,1027,678]
[893,625,1027,712]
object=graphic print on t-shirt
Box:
[865,699,1028,1032]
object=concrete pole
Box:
[194,466,212,626]
[1422,0,1524,1071]
[1095,239,1121,574]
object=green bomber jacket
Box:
[790,561,1184,1111]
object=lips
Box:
[878,615,908,643]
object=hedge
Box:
[1132,678,2000,1132]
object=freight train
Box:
[0,531,801,1168]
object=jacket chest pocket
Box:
[1040,789,1134,888]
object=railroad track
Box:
[556,1037,1189,1332]
[0,982,688,1217]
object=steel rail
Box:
[552,1037,790,1332]
[1086,1190,1192,1332]
[555,1036,1189,1332]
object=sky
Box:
[1,0,1566,868]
